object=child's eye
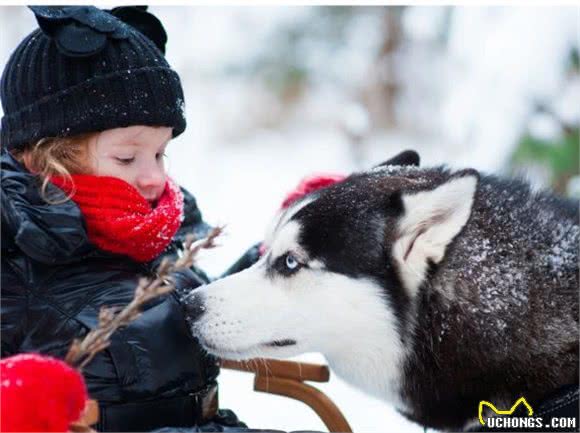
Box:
[116,157,135,165]
[156,152,167,160]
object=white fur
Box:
[392,175,477,296]
[264,196,316,251]
[269,220,307,261]
[192,218,407,408]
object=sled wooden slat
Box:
[220,358,330,382]
[69,399,99,432]
[70,361,351,432]
[221,358,352,433]
[254,375,352,433]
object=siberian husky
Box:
[185,151,579,430]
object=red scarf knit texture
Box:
[51,175,184,262]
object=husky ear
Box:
[374,150,420,168]
[392,173,478,295]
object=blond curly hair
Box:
[11,133,96,203]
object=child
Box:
[0,6,261,432]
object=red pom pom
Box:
[258,174,346,256]
[0,353,88,432]
[280,174,346,209]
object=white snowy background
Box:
[1,5,579,433]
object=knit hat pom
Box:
[0,353,88,432]
[281,174,347,209]
[258,174,346,256]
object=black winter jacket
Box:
[0,151,258,430]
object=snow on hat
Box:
[0,6,186,151]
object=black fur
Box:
[290,162,578,430]
[375,150,421,168]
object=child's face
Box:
[88,125,172,206]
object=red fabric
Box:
[0,353,88,432]
[280,174,346,209]
[51,175,184,262]
[258,173,346,256]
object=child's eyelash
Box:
[116,157,135,165]
[115,153,166,164]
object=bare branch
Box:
[65,227,224,370]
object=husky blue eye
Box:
[270,253,305,277]
[285,254,299,270]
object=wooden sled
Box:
[70,359,352,433]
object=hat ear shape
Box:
[392,172,478,295]
[29,6,129,57]
[110,6,168,54]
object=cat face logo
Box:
[478,397,534,425]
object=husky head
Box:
[185,150,478,401]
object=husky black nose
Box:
[182,292,206,322]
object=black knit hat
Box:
[0,6,186,152]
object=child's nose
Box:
[137,167,165,190]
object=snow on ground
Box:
[1,5,577,432]
[168,127,424,433]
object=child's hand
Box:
[219,174,347,278]
[220,243,262,278]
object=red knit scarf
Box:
[51,175,184,262]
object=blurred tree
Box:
[360,7,404,130]
[511,127,579,195]
[223,7,387,103]
[510,47,580,197]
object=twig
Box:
[65,226,224,369]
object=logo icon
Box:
[478,397,534,426]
